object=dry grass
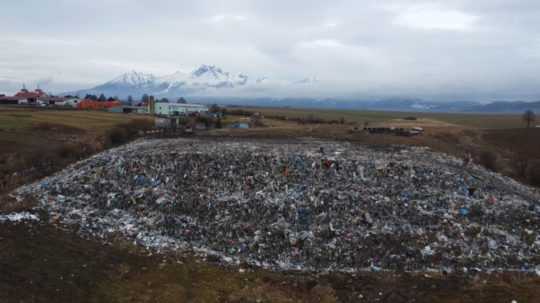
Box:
[0,107,143,132]
[0,106,153,195]
[237,107,526,129]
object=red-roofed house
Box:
[14,88,47,104]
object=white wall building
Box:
[154,102,208,116]
[62,97,81,107]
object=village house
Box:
[108,105,147,114]
[61,96,81,107]
[14,88,47,104]
[37,96,66,106]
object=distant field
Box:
[0,107,139,133]
[236,107,525,129]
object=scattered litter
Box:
[0,212,39,223]
[11,138,540,273]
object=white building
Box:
[62,97,81,107]
[153,102,208,116]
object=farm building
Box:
[108,105,147,114]
[151,102,208,116]
[155,117,179,129]
[61,97,81,107]
[77,100,122,110]
[37,96,66,106]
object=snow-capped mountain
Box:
[69,64,316,99]
[108,71,158,88]
[156,65,249,93]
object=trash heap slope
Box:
[13,139,540,273]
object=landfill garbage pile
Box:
[0,211,39,223]
[12,139,540,273]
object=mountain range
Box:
[67,64,540,113]
[69,64,300,99]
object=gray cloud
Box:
[1,0,540,101]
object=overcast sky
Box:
[1,0,540,101]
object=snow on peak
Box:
[109,65,254,91]
[191,64,229,79]
[109,71,157,87]
[159,70,189,83]
[82,64,318,98]
[177,64,248,88]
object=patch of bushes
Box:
[106,127,130,146]
[124,118,154,131]
[527,161,540,187]
[478,150,498,171]
[511,153,530,178]
[104,119,153,147]
[196,116,213,127]
[57,143,82,159]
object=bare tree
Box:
[522,109,536,128]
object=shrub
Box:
[106,127,130,146]
[196,116,212,127]
[512,153,529,178]
[478,150,497,171]
[57,143,81,159]
[105,119,153,147]
[527,161,540,187]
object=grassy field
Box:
[0,106,152,195]
[235,107,526,129]
[0,107,140,132]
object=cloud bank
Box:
[1,0,540,101]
